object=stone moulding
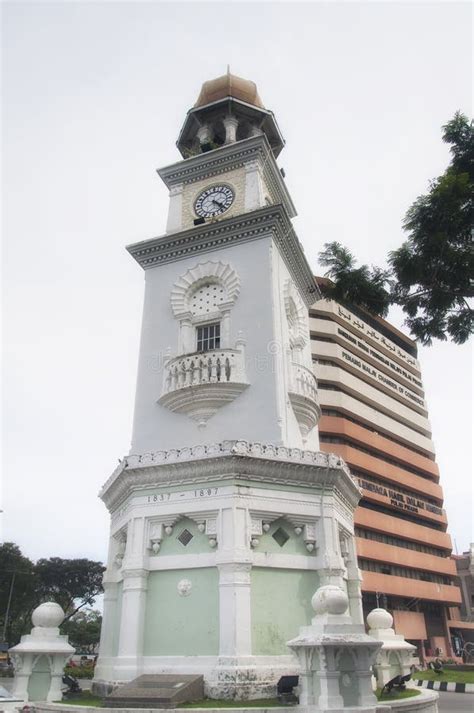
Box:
[126,204,319,308]
[158,381,249,428]
[99,440,361,513]
[157,134,296,218]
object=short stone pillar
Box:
[223,115,239,144]
[9,602,74,702]
[287,585,382,712]
[367,608,418,689]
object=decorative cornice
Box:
[157,135,295,218]
[99,440,361,514]
[126,204,319,307]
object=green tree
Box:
[0,543,36,646]
[389,112,473,344]
[0,544,105,646]
[35,557,105,621]
[318,241,391,317]
[318,112,473,345]
[61,609,102,654]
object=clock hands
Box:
[212,198,226,209]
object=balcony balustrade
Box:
[288,362,321,442]
[158,343,248,428]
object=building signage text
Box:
[337,328,422,389]
[357,476,443,517]
[335,305,419,370]
[340,349,426,409]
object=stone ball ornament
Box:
[311,585,349,616]
[367,607,394,631]
[32,601,65,628]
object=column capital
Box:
[121,568,149,587]
[169,183,184,196]
[218,562,252,585]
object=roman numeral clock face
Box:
[194,185,234,218]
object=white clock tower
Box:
[94,71,364,700]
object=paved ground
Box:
[438,690,473,712]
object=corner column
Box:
[346,536,364,626]
[217,563,252,657]
[117,568,148,677]
[97,579,119,658]
[166,183,183,233]
[116,516,148,678]
[244,160,264,211]
[216,506,252,658]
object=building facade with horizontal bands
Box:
[310,288,470,662]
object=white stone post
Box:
[166,183,183,233]
[249,125,263,137]
[9,602,74,703]
[10,652,33,700]
[223,116,239,144]
[197,124,212,146]
[49,654,70,702]
[179,315,194,354]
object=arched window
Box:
[170,261,241,355]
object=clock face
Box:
[194,185,234,218]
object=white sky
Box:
[2,1,473,565]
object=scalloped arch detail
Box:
[170,261,241,317]
[284,279,307,346]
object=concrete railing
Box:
[162,347,246,395]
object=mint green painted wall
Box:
[144,568,219,655]
[251,568,318,655]
[257,519,310,556]
[155,518,211,556]
[27,655,51,701]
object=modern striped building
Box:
[310,284,468,662]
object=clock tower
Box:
[94,72,364,700]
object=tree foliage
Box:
[0,543,36,647]
[318,241,391,317]
[35,557,105,622]
[0,543,105,647]
[389,112,474,344]
[318,112,473,345]
[61,609,102,654]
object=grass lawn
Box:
[54,694,104,707]
[414,669,474,684]
[376,688,420,702]
[55,688,423,709]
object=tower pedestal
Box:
[94,441,363,699]
[288,586,382,712]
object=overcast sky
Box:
[2,1,472,566]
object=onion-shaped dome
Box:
[195,71,264,109]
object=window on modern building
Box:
[196,322,221,352]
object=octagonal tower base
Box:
[94,441,364,700]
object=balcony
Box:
[158,344,248,428]
[288,362,321,441]
[360,570,462,605]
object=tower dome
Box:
[176,70,284,158]
[194,71,265,109]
